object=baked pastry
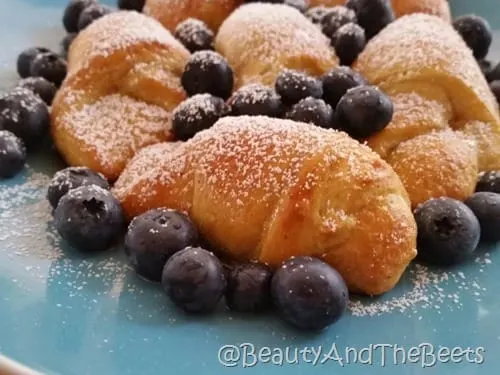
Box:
[309,0,451,21]
[215,3,338,88]
[113,116,417,295]
[51,11,190,181]
[355,14,500,206]
[143,0,243,32]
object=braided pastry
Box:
[215,3,338,88]
[113,116,417,295]
[309,0,451,21]
[143,0,243,32]
[355,14,500,207]
[51,11,190,181]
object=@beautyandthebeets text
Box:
[217,343,485,368]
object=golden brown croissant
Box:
[215,3,338,88]
[308,0,451,21]
[143,0,244,32]
[51,11,190,181]
[355,14,500,207]
[113,116,417,295]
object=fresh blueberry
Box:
[271,256,348,330]
[322,66,367,109]
[0,88,50,146]
[453,15,492,60]
[478,59,494,81]
[117,0,145,11]
[487,62,500,82]
[476,171,500,194]
[47,166,110,209]
[60,33,78,59]
[174,18,214,53]
[181,51,234,99]
[54,185,125,252]
[229,84,284,118]
[345,0,395,40]
[125,208,199,282]
[16,47,51,78]
[275,69,323,106]
[284,0,307,13]
[162,247,226,314]
[0,130,26,179]
[334,86,393,139]
[225,262,273,313]
[78,4,113,31]
[332,23,366,66]
[30,52,67,87]
[17,77,57,106]
[306,6,330,25]
[465,192,500,243]
[320,6,357,39]
[172,94,229,141]
[286,97,334,128]
[490,80,500,104]
[414,198,480,266]
[63,0,97,33]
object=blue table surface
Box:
[1,1,500,375]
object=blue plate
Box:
[1,1,500,374]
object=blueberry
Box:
[125,208,199,282]
[345,0,395,40]
[172,94,229,141]
[283,0,307,13]
[117,0,145,11]
[16,47,50,79]
[17,77,57,106]
[453,15,492,60]
[306,6,330,25]
[490,80,500,104]
[286,97,334,128]
[30,52,67,87]
[414,198,480,266]
[229,84,284,118]
[487,62,500,82]
[322,66,367,109]
[0,88,50,146]
[0,130,26,179]
[271,256,348,330]
[476,171,500,194]
[332,23,366,66]
[275,69,323,106]
[465,192,500,243]
[63,0,97,33]
[78,4,113,31]
[335,86,393,139]
[47,166,110,209]
[162,247,226,314]
[174,18,214,53]
[181,51,233,99]
[320,6,357,39]
[478,59,494,81]
[54,185,124,252]
[60,33,78,59]
[225,262,273,313]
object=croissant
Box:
[308,0,451,21]
[215,3,338,88]
[355,14,500,207]
[113,116,417,295]
[51,11,190,181]
[143,0,243,32]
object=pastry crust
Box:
[308,0,450,21]
[355,14,500,207]
[215,3,338,88]
[113,116,417,296]
[51,11,190,181]
[143,0,244,32]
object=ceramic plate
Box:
[1,1,500,374]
